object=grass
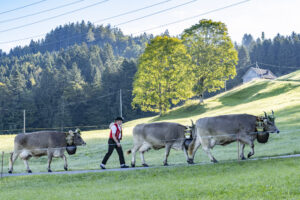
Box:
[1,71,300,199]
[0,157,299,200]
[277,69,300,81]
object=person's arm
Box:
[111,125,121,147]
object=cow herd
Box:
[8,111,279,174]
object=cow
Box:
[8,129,86,173]
[127,122,197,167]
[189,111,280,163]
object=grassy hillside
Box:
[276,69,300,81]
[1,71,300,199]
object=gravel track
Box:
[1,154,300,178]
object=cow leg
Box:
[19,150,32,173]
[47,154,53,172]
[139,143,151,167]
[240,143,246,160]
[202,146,218,163]
[23,159,32,173]
[237,135,255,159]
[189,138,201,164]
[130,145,141,168]
[131,150,136,168]
[62,154,68,171]
[139,152,148,167]
[8,152,19,173]
[183,147,189,162]
[163,144,172,166]
[248,142,255,158]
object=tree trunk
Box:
[199,93,204,104]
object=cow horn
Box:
[272,110,274,116]
[264,111,267,118]
[190,119,195,127]
[75,128,81,134]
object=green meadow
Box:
[1,158,299,200]
[1,70,300,199]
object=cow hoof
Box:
[48,169,52,173]
[187,159,194,164]
[212,159,218,163]
[64,167,68,171]
[241,156,246,160]
[142,163,149,167]
[247,153,252,158]
[131,164,135,168]
[28,170,32,173]
[163,163,169,166]
[8,170,12,174]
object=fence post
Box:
[237,134,240,162]
[1,151,4,178]
[23,109,26,133]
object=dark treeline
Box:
[0,22,153,133]
[0,21,300,133]
[226,32,300,90]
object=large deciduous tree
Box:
[132,36,193,114]
[182,19,238,103]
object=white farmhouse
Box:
[242,66,277,84]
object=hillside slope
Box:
[155,70,300,128]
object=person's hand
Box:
[117,142,121,147]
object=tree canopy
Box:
[182,19,238,102]
[132,36,193,114]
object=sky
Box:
[0,0,299,53]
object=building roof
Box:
[242,67,277,80]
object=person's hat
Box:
[115,116,124,121]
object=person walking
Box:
[100,117,129,169]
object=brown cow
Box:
[189,112,280,163]
[8,129,86,173]
[127,122,196,167]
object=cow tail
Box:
[188,140,195,156]
[126,149,132,155]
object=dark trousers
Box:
[101,138,125,165]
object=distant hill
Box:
[7,21,152,59]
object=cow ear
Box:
[75,128,81,135]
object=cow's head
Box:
[263,111,280,134]
[67,129,86,146]
[186,120,199,164]
[184,120,196,139]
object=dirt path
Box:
[2,154,300,178]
